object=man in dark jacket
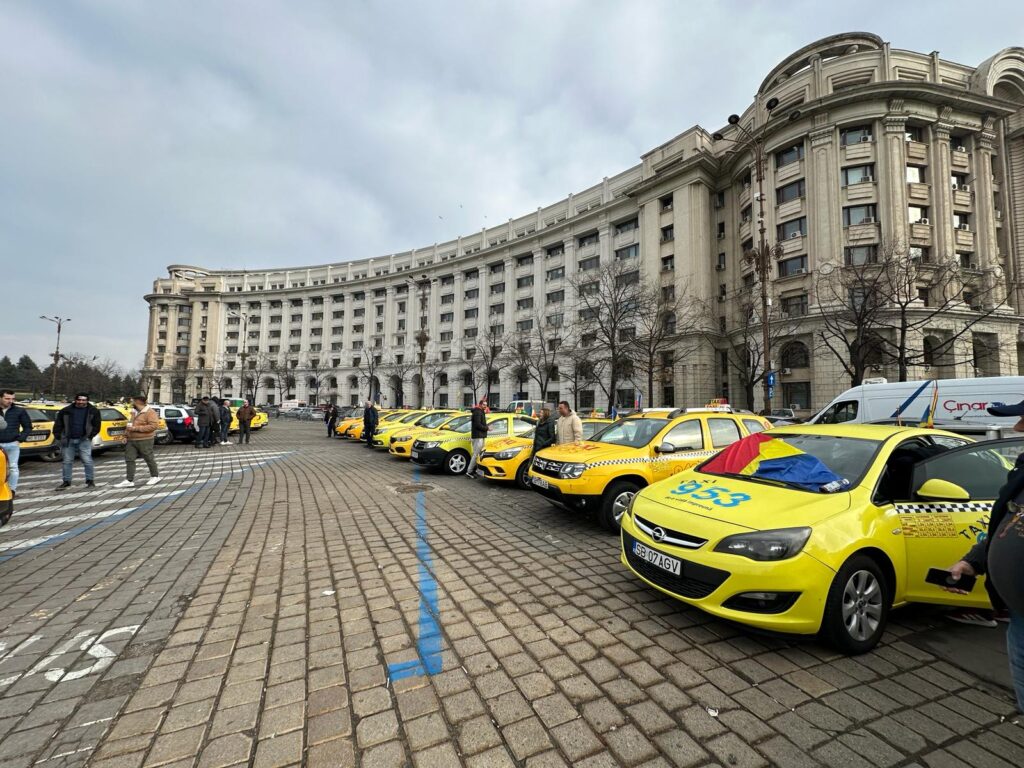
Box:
[1,389,33,497]
[466,399,490,478]
[531,405,556,459]
[325,404,339,438]
[236,401,257,445]
[218,399,232,445]
[363,401,378,448]
[52,393,102,489]
[195,396,216,448]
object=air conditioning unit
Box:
[790,231,802,239]
[918,218,930,225]
[861,176,874,183]
[951,183,960,190]
[960,184,970,193]
[861,216,876,224]
[717,295,726,303]
[795,267,807,275]
[717,232,726,240]
[741,217,751,225]
[859,135,872,143]
[996,210,1003,220]
[955,145,968,153]
[715,264,726,271]
[958,223,971,231]
[743,182,751,191]
[781,368,793,375]
[904,132,915,142]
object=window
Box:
[546,243,564,258]
[614,217,638,234]
[662,285,675,301]
[517,298,534,310]
[440,312,454,323]
[547,313,563,327]
[776,179,805,204]
[546,266,564,281]
[917,287,930,306]
[578,232,599,248]
[953,212,971,229]
[661,194,674,211]
[489,262,504,274]
[840,125,873,145]
[579,308,598,321]
[517,319,533,331]
[908,205,929,224]
[516,254,533,267]
[909,246,931,263]
[958,252,977,269]
[578,256,600,272]
[618,327,636,341]
[777,217,806,240]
[818,400,857,424]
[616,270,640,287]
[742,419,767,434]
[517,275,534,288]
[441,293,454,304]
[464,289,479,301]
[780,294,808,317]
[465,269,479,280]
[663,421,703,451]
[440,331,453,342]
[708,418,741,448]
[714,190,725,208]
[464,327,478,338]
[845,245,878,266]
[781,382,812,411]
[842,165,874,186]
[489,304,504,316]
[906,166,925,184]
[579,281,599,296]
[778,255,808,277]
[775,143,804,168]
[615,244,639,260]
[781,341,810,368]
[904,126,923,142]
[951,172,968,188]
[661,254,675,271]
[843,205,877,226]
[716,252,726,270]
[464,308,478,319]
[661,225,674,242]
[490,283,505,295]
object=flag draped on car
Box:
[701,432,845,491]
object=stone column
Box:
[881,102,909,249]
[974,118,1006,306]
[930,110,955,264]
[808,116,841,278]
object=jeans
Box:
[220,421,230,443]
[1009,611,1024,714]
[1,442,20,492]
[62,438,94,482]
[238,422,251,444]
[467,438,486,474]
[124,439,158,481]
[198,425,212,447]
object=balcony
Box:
[953,188,973,208]
[779,233,805,256]
[776,197,804,220]
[846,222,880,243]
[951,148,970,171]
[906,182,930,203]
[842,140,875,162]
[738,218,752,241]
[738,183,752,208]
[906,140,928,163]
[577,241,599,258]
[613,229,638,248]
[909,222,933,244]
[775,159,804,184]
[954,227,975,249]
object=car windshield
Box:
[24,408,49,423]
[418,412,453,428]
[443,415,472,432]
[590,418,670,448]
[701,433,881,490]
[399,412,424,423]
[349,408,364,418]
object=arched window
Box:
[780,341,810,369]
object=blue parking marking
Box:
[387,469,443,681]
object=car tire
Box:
[820,554,890,655]
[600,480,642,533]
[514,459,533,490]
[155,432,173,445]
[445,450,469,476]
[40,445,62,463]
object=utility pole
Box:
[40,315,70,396]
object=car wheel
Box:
[820,554,890,654]
[600,480,641,533]
[40,445,62,463]
[445,450,469,475]
[514,459,533,490]
[155,432,173,445]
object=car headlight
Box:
[495,447,524,460]
[560,462,586,479]
[713,527,812,562]
[421,441,440,449]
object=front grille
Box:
[634,514,707,549]
[623,531,729,599]
[531,457,564,478]
[412,440,426,451]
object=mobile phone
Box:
[925,567,976,592]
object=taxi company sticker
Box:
[898,513,957,538]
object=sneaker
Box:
[946,608,997,628]
[994,609,1011,623]
[86,480,96,488]
[114,480,135,488]
[221,441,230,446]
[56,481,71,490]
[145,477,161,486]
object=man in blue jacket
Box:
[52,393,103,489]
[0,390,32,498]
[363,400,378,448]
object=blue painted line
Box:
[388,468,443,681]
[0,453,294,563]
[889,379,934,420]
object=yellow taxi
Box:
[479,418,612,489]
[346,409,402,441]
[334,408,365,437]
[620,424,1018,653]
[251,408,270,430]
[411,413,537,474]
[528,408,771,531]
[18,406,60,462]
[388,412,468,459]
[371,410,458,450]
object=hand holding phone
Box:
[927,566,977,593]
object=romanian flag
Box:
[702,433,845,491]
[918,381,940,428]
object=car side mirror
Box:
[655,442,676,454]
[916,478,970,502]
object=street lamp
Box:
[406,275,431,408]
[227,310,250,401]
[711,98,801,412]
[40,315,71,396]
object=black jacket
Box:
[195,401,216,427]
[363,407,379,434]
[0,404,33,444]
[470,407,488,439]
[52,404,102,443]
[219,404,231,423]
[532,417,555,454]
[964,452,1024,575]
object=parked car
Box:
[152,405,197,443]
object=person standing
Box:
[466,398,490,478]
[555,400,583,444]
[531,405,556,459]
[0,425,12,527]
[115,396,160,488]
[195,396,215,448]
[0,390,33,498]
[218,399,232,445]
[52,393,102,489]
[236,400,257,444]
[363,401,378,448]
[326,404,339,438]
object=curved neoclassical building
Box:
[143,33,1024,412]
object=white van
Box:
[810,377,1024,425]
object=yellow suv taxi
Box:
[388,411,467,458]
[528,408,771,531]
[372,410,458,450]
[411,413,537,474]
[479,418,612,489]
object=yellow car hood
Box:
[414,428,469,443]
[639,473,853,530]
[488,436,532,451]
[536,442,641,465]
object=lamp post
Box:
[40,315,71,396]
[712,99,800,412]
[228,310,250,401]
[407,276,431,408]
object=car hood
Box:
[638,471,852,530]
[487,436,532,451]
[415,429,469,443]
[536,442,642,465]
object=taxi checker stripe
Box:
[583,450,719,468]
[894,502,992,514]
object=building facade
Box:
[143,33,1024,413]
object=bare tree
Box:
[272,352,298,404]
[516,316,567,401]
[353,351,384,402]
[423,356,449,407]
[561,330,600,411]
[241,352,274,404]
[474,327,510,404]
[629,283,696,406]
[302,353,335,406]
[569,259,644,411]
[384,352,418,407]
[460,348,488,404]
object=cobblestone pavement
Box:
[0,421,1022,768]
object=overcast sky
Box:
[3,1,1022,371]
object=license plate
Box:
[109,428,126,436]
[25,434,47,442]
[532,476,550,489]
[633,541,681,576]
[411,450,419,459]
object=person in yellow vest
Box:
[0,421,13,527]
